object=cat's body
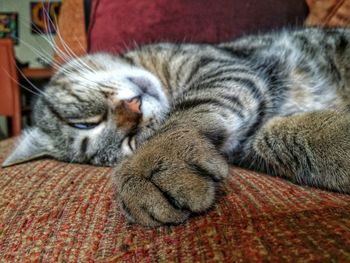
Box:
[4,27,350,226]
[124,28,350,159]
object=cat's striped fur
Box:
[4,27,350,226]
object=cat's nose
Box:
[115,96,142,132]
[123,96,142,114]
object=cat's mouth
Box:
[121,135,137,156]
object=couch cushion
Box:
[89,0,308,54]
[1,139,350,261]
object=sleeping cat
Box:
[3,27,350,226]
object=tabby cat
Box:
[3,27,350,226]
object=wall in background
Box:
[0,0,61,68]
[0,1,61,138]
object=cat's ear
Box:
[2,128,52,167]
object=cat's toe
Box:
[116,176,190,227]
[149,166,217,213]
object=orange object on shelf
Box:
[0,39,21,136]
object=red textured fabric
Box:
[89,0,308,54]
[1,139,350,261]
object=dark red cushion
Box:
[88,0,308,54]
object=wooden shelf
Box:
[22,67,54,80]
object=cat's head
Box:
[2,53,169,167]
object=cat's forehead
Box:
[53,54,137,87]
[60,53,129,73]
[50,70,133,100]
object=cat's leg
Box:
[246,111,350,193]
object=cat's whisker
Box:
[15,4,104,89]
[65,36,97,72]
[10,32,68,74]
[31,9,89,73]
[46,31,83,70]
[16,70,45,96]
[39,8,78,63]
[121,40,136,53]
[1,66,42,97]
[69,149,80,164]
[22,38,91,79]
[15,65,49,98]
[73,35,89,58]
[42,9,96,73]
[17,14,75,72]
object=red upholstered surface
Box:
[1,139,350,261]
[89,0,308,54]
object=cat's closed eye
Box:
[67,115,104,130]
[69,122,100,129]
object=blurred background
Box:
[0,0,349,139]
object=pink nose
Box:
[124,96,142,114]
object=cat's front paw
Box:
[113,128,228,227]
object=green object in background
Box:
[0,12,18,44]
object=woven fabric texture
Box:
[1,139,350,262]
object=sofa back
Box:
[88,0,308,54]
